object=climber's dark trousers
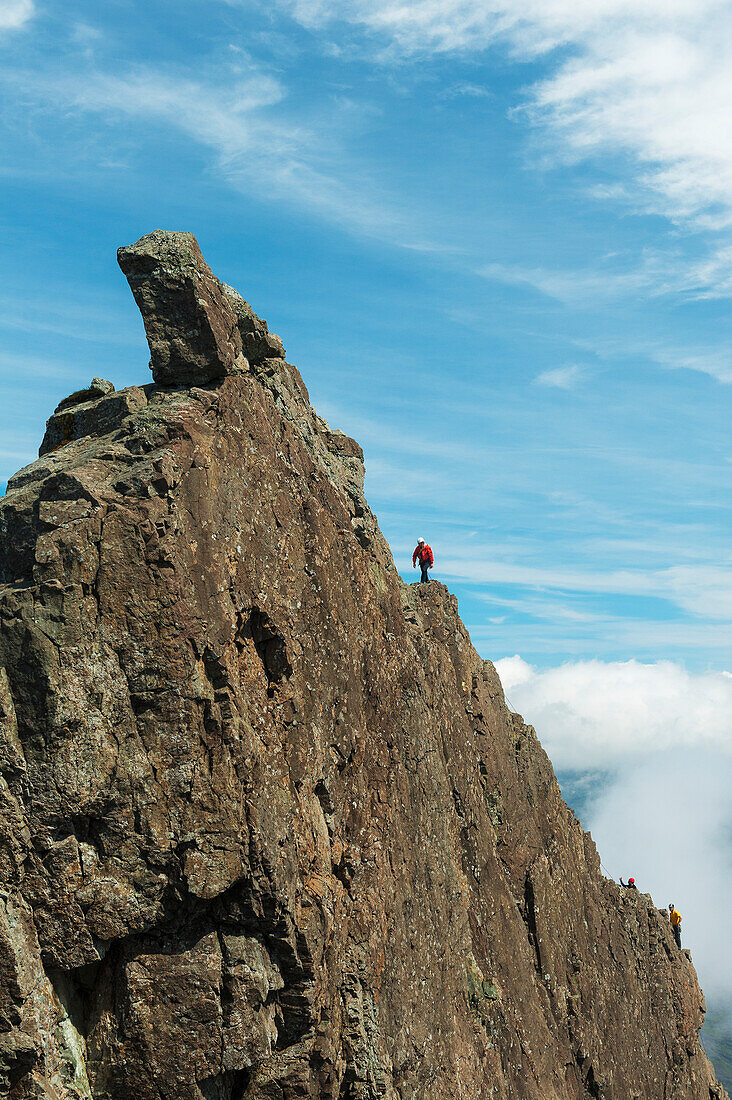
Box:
[420,562,430,583]
[673,927,681,949]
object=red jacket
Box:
[413,542,434,567]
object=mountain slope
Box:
[0,231,726,1100]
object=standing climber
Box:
[668,904,683,948]
[412,537,434,583]
[620,877,637,889]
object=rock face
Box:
[39,384,145,458]
[0,232,727,1100]
[117,231,248,386]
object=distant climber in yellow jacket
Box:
[668,904,682,948]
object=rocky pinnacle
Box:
[0,232,726,1100]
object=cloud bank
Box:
[495,655,732,769]
[588,749,732,1009]
[495,654,732,1010]
[0,0,33,34]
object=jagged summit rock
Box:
[117,230,248,386]
[117,230,289,389]
[223,283,287,367]
[0,236,727,1099]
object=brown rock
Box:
[223,284,287,365]
[117,230,245,385]
[0,236,727,1100]
[39,385,147,457]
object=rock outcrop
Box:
[117,231,248,386]
[0,232,726,1100]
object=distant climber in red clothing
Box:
[412,537,434,583]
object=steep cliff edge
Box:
[0,232,726,1100]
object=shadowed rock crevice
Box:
[0,231,727,1100]
[574,1052,601,1100]
[199,1068,251,1100]
[523,868,544,976]
[238,608,292,694]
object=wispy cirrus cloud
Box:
[481,244,732,308]
[276,0,720,56]
[58,68,288,161]
[526,18,732,230]
[534,363,586,389]
[269,0,732,340]
[10,3,732,301]
[275,0,732,229]
[6,64,426,245]
[565,330,732,386]
[439,553,732,621]
[650,347,732,385]
[481,257,655,304]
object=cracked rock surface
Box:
[0,232,727,1100]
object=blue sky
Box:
[1,0,730,669]
[1,0,731,1062]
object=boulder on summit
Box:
[117,230,247,386]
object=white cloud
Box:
[480,257,657,304]
[277,0,732,249]
[439,82,494,100]
[469,618,732,661]
[0,0,33,34]
[278,0,722,54]
[481,243,732,307]
[493,653,732,1012]
[568,330,732,384]
[71,22,102,44]
[528,28,732,229]
[590,750,732,1011]
[494,655,732,769]
[534,363,586,389]
[662,565,732,620]
[12,5,732,293]
[440,554,732,621]
[649,347,732,384]
[68,69,285,144]
[11,65,428,245]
